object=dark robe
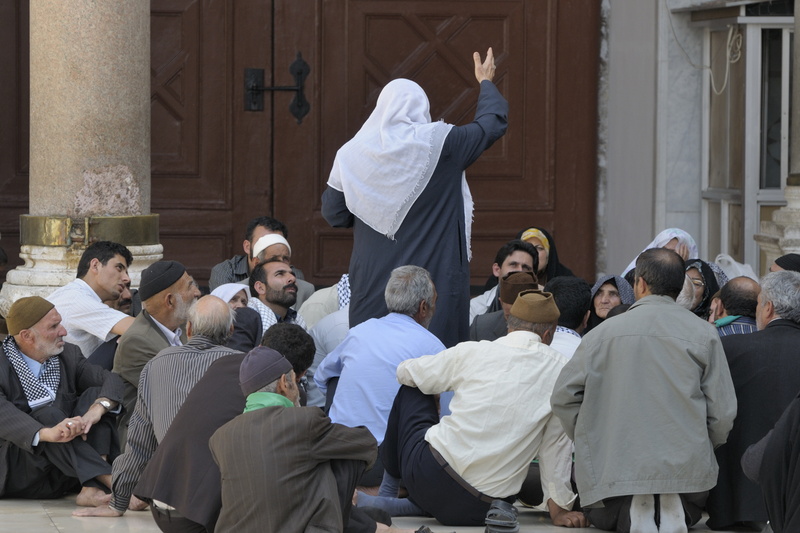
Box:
[742,393,800,533]
[706,319,800,528]
[322,81,508,348]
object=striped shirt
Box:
[716,316,758,337]
[109,335,241,512]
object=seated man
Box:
[469,239,537,324]
[0,296,123,506]
[248,259,307,332]
[307,305,349,407]
[544,276,592,360]
[299,273,350,329]
[769,252,800,273]
[382,290,586,528]
[73,295,240,518]
[131,324,316,533]
[552,248,737,532]
[470,271,538,341]
[314,266,444,485]
[112,260,201,444]
[47,241,134,357]
[712,275,760,336]
[209,215,313,307]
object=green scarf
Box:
[243,391,294,413]
[714,315,741,327]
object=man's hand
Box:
[72,505,123,518]
[473,47,496,84]
[39,417,84,443]
[79,403,107,436]
[548,498,589,528]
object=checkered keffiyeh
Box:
[2,336,60,409]
[337,274,351,309]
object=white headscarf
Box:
[328,78,472,254]
[211,283,249,304]
[622,228,699,276]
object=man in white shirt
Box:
[543,276,591,361]
[47,241,134,357]
[382,290,587,528]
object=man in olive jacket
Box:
[552,248,737,532]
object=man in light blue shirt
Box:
[314,265,444,486]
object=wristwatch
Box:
[94,398,113,411]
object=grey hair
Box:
[761,270,800,324]
[188,298,236,345]
[506,316,556,337]
[255,371,293,394]
[384,265,435,316]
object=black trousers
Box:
[382,385,498,527]
[4,388,117,498]
[585,492,707,532]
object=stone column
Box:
[754,2,800,268]
[0,0,162,316]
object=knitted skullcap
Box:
[499,271,539,304]
[7,296,55,336]
[510,289,560,324]
[252,234,291,260]
[139,260,186,302]
[239,346,293,396]
[775,253,800,273]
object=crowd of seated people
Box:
[2,218,799,533]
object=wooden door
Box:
[0,1,29,285]
[273,0,600,287]
[151,0,273,287]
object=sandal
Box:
[484,499,519,533]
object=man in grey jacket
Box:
[551,248,737,533]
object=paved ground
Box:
[0,496,735,532]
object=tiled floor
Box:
[0,496,735,532]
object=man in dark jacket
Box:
[0,296,123,506]
[707,270,800,529]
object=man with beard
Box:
[0,296,123,506]
[247,259,307,332]
[112,261,201,447]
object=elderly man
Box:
[74,295,240,518]
[469,270,538,341]
[706,270,800,530]
[712,276,760,336]
[131,324,316,533]
[112,260,201,444]
[469,239,538,323]
[247,258,307,333]
[209,215,313,306]
[47,241,134,357]
[552,248,737,532]
[379,290,585,528]
[769,252,800,273]
[210,347,421,533]
[314,266,444,485]
[0,296,123,506]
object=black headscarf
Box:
[685,259,725,319]
[584,275,635,334]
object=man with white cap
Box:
[379,290,586,529]
[208,215,314,307]
[0,296,123,507]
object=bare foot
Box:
[75,487,111,507]
[128,495,149,511]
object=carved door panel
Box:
[273,0,600,286]
[151,0,272,287]
[0,1,29,284]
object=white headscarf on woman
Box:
[327,78,473,256]
[622,228,699,276]
[211,283,249,305]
